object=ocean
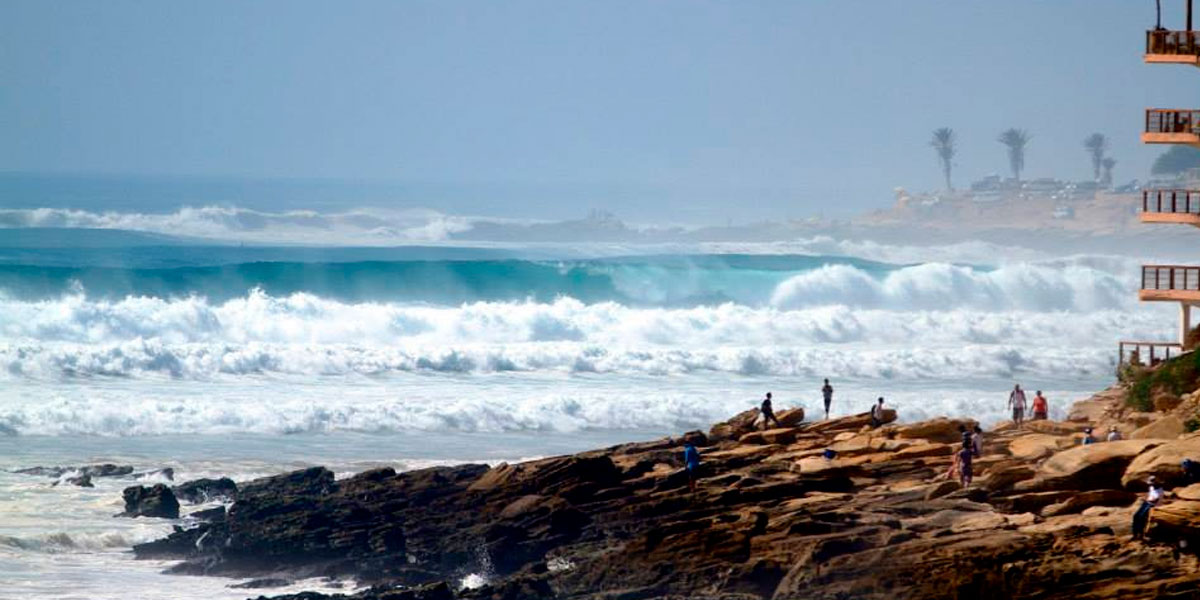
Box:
[0,200,1176,598]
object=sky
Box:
[1,1,1197,223]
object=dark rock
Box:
[66,474,94,488]
[135,467,176,481]
[230,577,292,589]
[121,484,180,519]
[174,477,238,504]
[189,505,227,522]
[240,466,335,499]
[17,463,134,478]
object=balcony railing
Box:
[1146,109,1200,134]
[1147,30,1200,56]
[1142,264,1200,292]
[1118,340,1184,367]
[1143,189,1200,214]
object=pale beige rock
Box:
[1130,414,1186,440]
[894,418,977,444]
[1008,434,1069,461]
[1023,439,1161,491]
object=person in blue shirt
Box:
[1082,427,1096,445]
[683,442,701,493]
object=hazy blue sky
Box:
[1,1,1196,222]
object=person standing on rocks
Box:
[1032,391,1048,420]
[1082,427,1096,445]
[1132,476,1163,540]
[958,444,973,488]
[682,442,701,493]
[1008,384,1028,427]
[869,397,886,428]
[972,425,983,458]
[760,392,782,430]
[821,379,834,420]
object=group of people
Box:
[758,379,841,431]
[1006,384,1049,426]
[946,423,984,487]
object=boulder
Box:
[1176,483,1200,501]
[775,408,805,428]
[895,443,952,460]
[1130,414,1186,440]
[1040,490,1136,517]
[1149,500,1200,537]
[173,477,238,504]
[1153,389,1183,412]
[1023,420,1086,436]
[1008,434,1069,461]
[1019,439,1161,492]
[708,408,761,442]
[1121,435,1200,489]
[121,484,180,519]
[65,474,94,488]
[894,418,977,444]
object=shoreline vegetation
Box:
[27,363,1200,600]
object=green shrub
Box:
[1124,350,1200,412]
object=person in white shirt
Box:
[1132,476,1163,540]
[1008,384,1027,427]
[1107,426,1123,442]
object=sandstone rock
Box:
[894,418,977,444]
[979,464,1036,494]
[1040,490,1136,517]
[1020,439,1160,491]
[1130,414,1186,440]
[1008,434,1068,461]
[923,480,960,500]
[894,443,951,460]
[775,408,805,428]
[1122,434,1200,489]
[1151,499,1200,537]
[1023,420,1086,436]
[708,408,760,441]
[739,428,797,445]
[1176,483,1200,501]
[1153,388,1183,412]
[122,484,180,519]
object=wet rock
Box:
[231,577,292,589]
[65,473,94,488]
[121,484,180,519]
[16,463,134,478]
[174,477,239,504]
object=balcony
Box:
[1118,340,1185,367]
[1144,109,1200,146]
[1146,30,1200,64]
[1140,264,1200,302]
[1142,189,1200,226]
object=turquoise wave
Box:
[0,253,896,306]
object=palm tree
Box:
[1083,133,1108,181]
[1102,157,1117,187]
[998,128,1031,182]
[929,128,956,191]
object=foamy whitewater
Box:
[0,222,1174,598]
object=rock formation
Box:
[130,386,1200,599]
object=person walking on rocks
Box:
[1132,476,1163,540]
[1008,384,1028,427]
[869,397,886,428]
[972,425,983,458]
[958,444,974,488]
[1032,391,1048,421]
[760,392,782,430]
[821,379,834,420]
[682,442,701,493]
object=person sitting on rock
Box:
[972,425,984,458]
[1107,425,1123,442]
[1184,459,1200,484]
[760,392,782,430]
[1032,391,1048,420]
[869,397,886,428]
[1008,384,1027,427]
[1082,427,1096,445]
[1132,476,1163,541]
[682,442,701,493]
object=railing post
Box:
[1173,191,1178,212]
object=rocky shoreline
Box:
[111,390,1200,600]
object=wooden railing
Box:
[1119,340,1184,367]
[1147,30,1200,56]
[1142,264,1200,291]
[1143,189,1200,214]
[1146,109,1200,134]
